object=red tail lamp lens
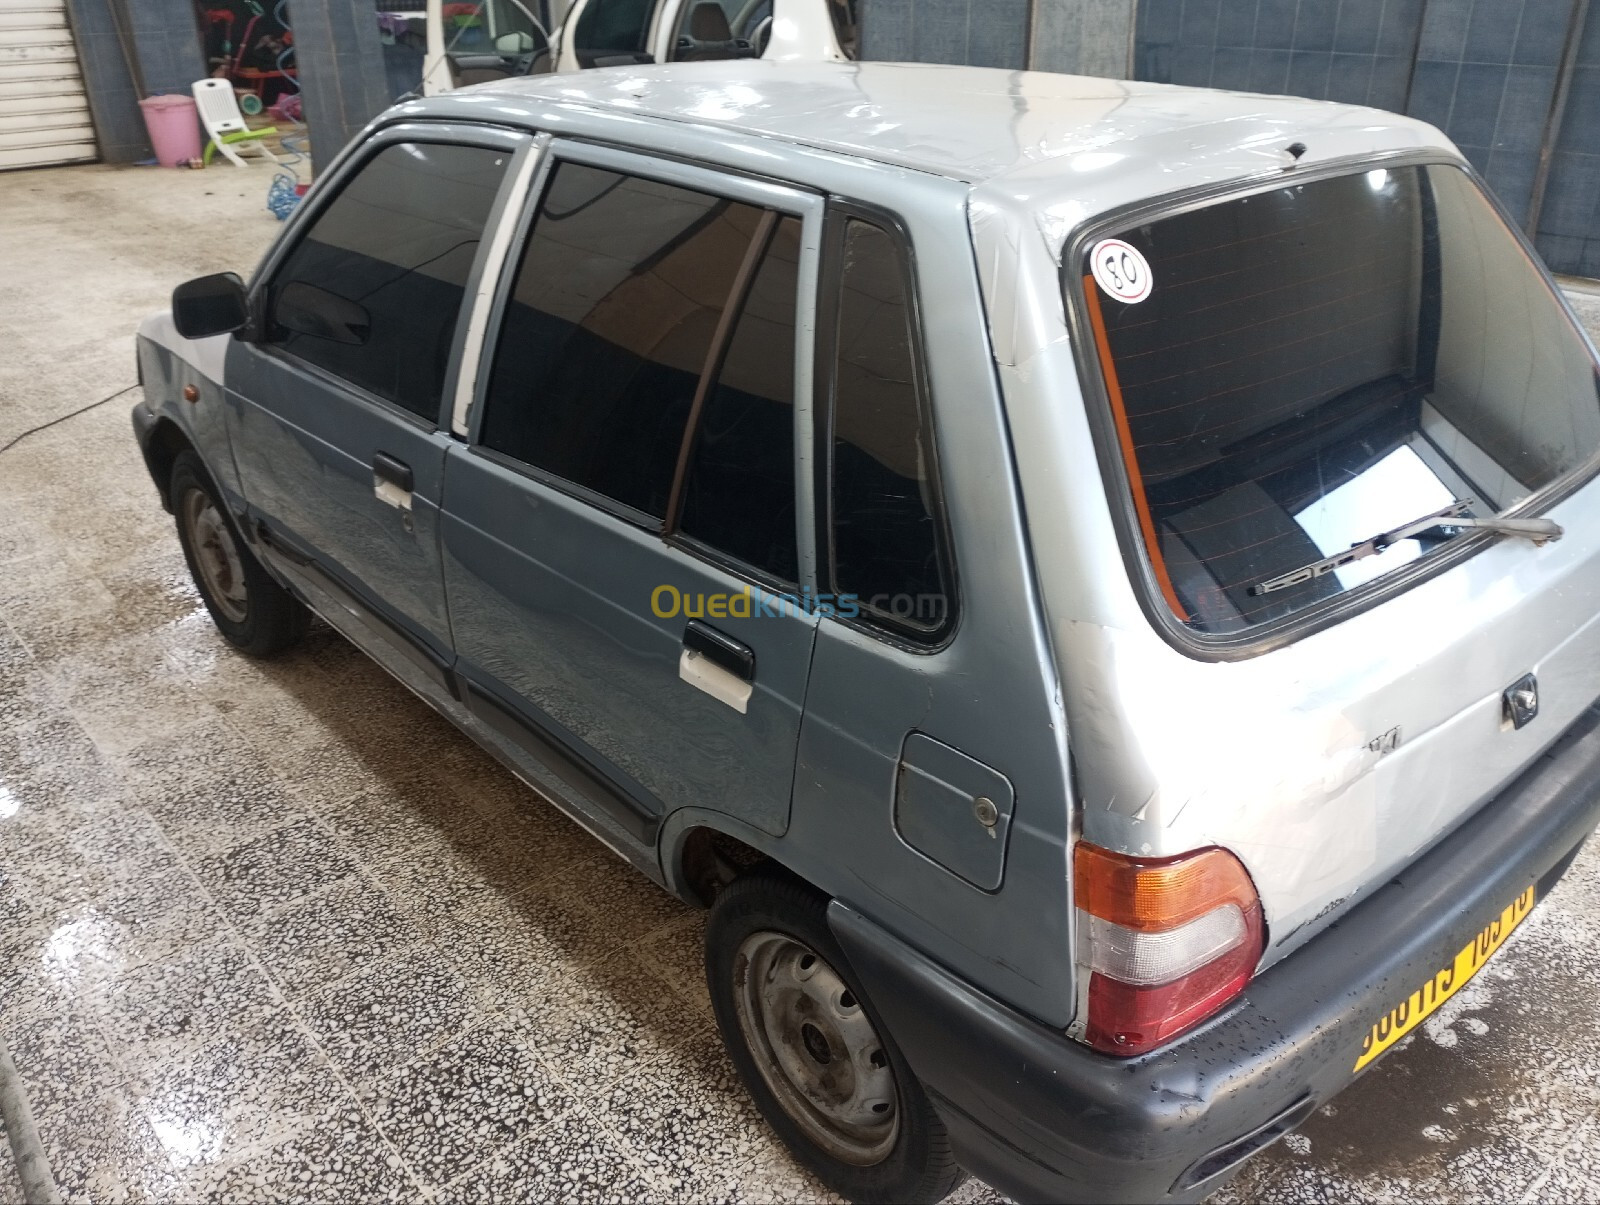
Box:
[1074,843,1265,1056]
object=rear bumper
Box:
[830,703,1600,1204]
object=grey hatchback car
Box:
[133,62,1600,1203]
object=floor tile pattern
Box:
[0,555,846,1201]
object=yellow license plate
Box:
[1353,885,1536,1072]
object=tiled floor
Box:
[3,163,1600,1204]
[0,562,854,1203]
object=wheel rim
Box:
[733,931,900,1166]
[181,487,249,624]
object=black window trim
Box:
[671,529,812,601]
[468,441,664,530]
[1063,148,1600,663]
[814,198,960,652]
[242,120,530,432]
[465,138,824,594]
[468,432,818,602]
[249,346,442,438]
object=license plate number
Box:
[1353,885,1536,1072]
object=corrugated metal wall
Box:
[0,0,94,169]
[66,0,210,164]
[1535,5,1600,277]
[1135,0,1600,278]
[859,0,1031,68]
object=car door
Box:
[226,125,527,691]
[441,140,823,844]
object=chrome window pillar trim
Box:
[452,132,550,437]
[1058,148,1600,663]
[793,192,823,596]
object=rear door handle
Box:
[680,619,754,713]
[373,452,413,511]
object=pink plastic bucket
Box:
[139,95,202,167]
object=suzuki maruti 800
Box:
[133,62,1600,1203]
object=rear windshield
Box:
[1080,164,1600,637]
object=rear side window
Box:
[1082,164,1600,639]
[678,215,802,582]
[828,218,950,638]
[481,163,763,522]
[265,141,507,422]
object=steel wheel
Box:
[733,930,900,1166]
[181,486,248,624]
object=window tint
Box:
[574,0,651,52]
[1082,164,1600,636]
[679,215,801,581]
[266,142,507,422]
[830,219,948,635]
[481,163,763,522]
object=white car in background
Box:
[417,0,854,91]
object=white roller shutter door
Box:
[0,0,95,170]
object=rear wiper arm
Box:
[1247,501,1563,597]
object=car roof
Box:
[419,60,1452,192]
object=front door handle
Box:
[680,619,754,713]
[373,452,413,511]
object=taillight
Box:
[1074,842,1264,1056]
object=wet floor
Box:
[2,163,1600,1203]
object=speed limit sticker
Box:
[1089,238,1153,304]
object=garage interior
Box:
[6,1,1600,1203]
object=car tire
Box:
[706,864,967,1204]
[170,450,309,657]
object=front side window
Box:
[266,141,508,422]
[1080,163,1600,638]
[481,163,764,522]
[829,218,950,637]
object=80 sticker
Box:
[1089,238,1153,304]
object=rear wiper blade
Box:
[1247,501,1563,597]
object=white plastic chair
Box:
[192,78,279,168]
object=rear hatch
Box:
[1071,159,1600,962]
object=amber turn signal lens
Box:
[1074,842,1260,931]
